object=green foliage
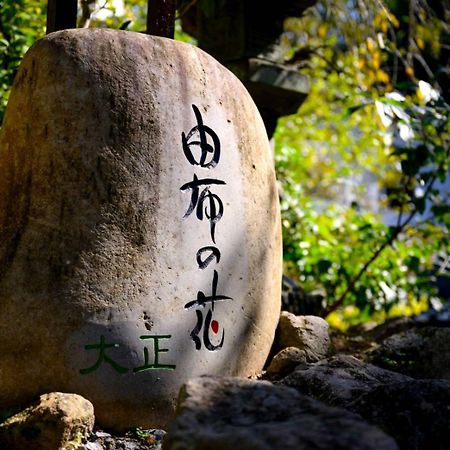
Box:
[0,0,194,125]
[82,0,147,31]
[276,0,449,328]
[127,427,152,439]
[126,427,157,445]
[197,0,226,18]
[81,1,196,42]
[0,0,46,123]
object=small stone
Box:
[94,431,111,438]
[82,442,103,450]
[150,429,166,441]
[0,392,94,450]
[276,312,330,362]
[266,347,307,376]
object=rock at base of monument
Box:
[163,376,399,450]
[366,326,450,379]
[349,379,450,450]
[266,346,308,377]
[278,355,450,450]
[0,28,281,430]
[0,393,94,450]
[274,312,331,362]
[279,354,411,405]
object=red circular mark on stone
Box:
[211,320,219,334]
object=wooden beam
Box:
[47,0,78,34]
[146,0,176,38]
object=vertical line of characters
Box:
[180,104,233,351]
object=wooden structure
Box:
[180,0,314,136]
[46,0,176,38]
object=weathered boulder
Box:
[274,312,330,361]
[366,326,450,379]
[349,379,450,450]
[0,29,281,429]
[0,392,94,450]
[278,355,410,405]
[163,376,399,450]
[278,355,450,450]
[363,317,418,342]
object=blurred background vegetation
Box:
[0,0,448,330]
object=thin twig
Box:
[395,175,408,229]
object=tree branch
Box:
[79,0,94,28]
[325,142,450,315]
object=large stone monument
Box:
[0,29,281,429]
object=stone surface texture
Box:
[278,355,450,450]
[0,392,94,450]
[0,29,282,429]
[163,376,399,450]
[363,317,418,342]
[275,312,330,361]
[279,355,411,405]
[348,379,450,450]
[266,346,307,376]
[366,326,450,379]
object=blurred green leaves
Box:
[0,0,46,123]
[276,0,449,329]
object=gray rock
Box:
[281,276,326,316]
[82,443,103,450]
[349,379,450,450]
[279,355,450,450]
[266,346,307,376]
[0,392,94,450]
[163,376,399,450]
[279,354,410,405]
[275,312,330,362]
[363,317,417,342]
[366,326,450,379]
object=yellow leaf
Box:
[326,311,348,331]
[318,24,327,38]
[416,37,425,49]
[343,305,360,318]
[405,65,415,77]
[372,51,381,69]
[377,69,390,84]
[388,13,400,28]
[416,87,425,103]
